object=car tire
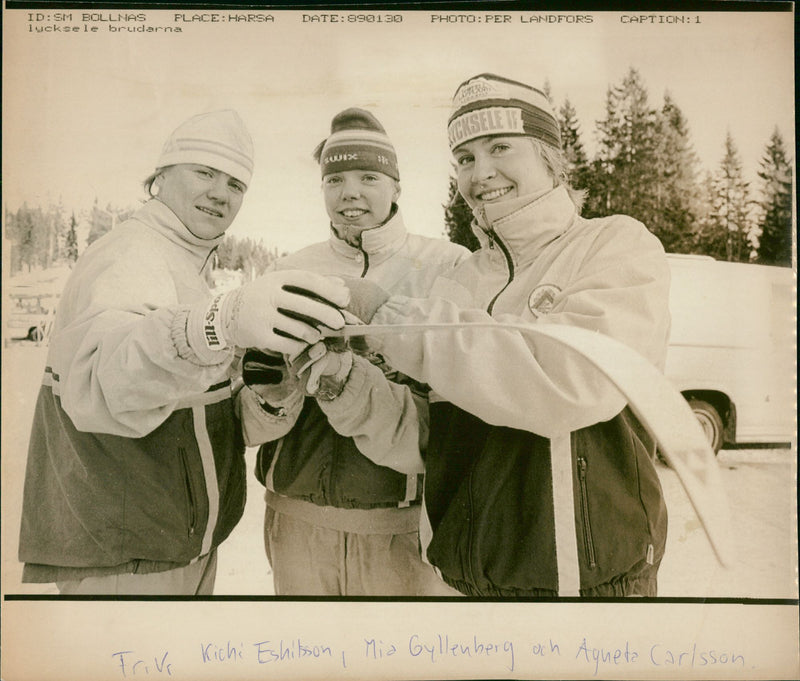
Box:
[688,398,724,454]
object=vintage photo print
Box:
[2,1,797,679]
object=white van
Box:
[664,254,795,452]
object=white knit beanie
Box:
[157,110,254,186]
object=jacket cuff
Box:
[313,351,354,401]
[316,354,370,413]
[250,384,304,415]
[238,386,303,446]
[171,305,233,366]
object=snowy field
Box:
[1,342,796,599]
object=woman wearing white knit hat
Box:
[18,110,350,595]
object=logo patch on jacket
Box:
[528,284,561,317]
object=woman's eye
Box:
[363,175,378,183]
[456,155,473,166]
[325,176,342,185]
[196,169,213,178]
[491,144,510,154]
[229,182,245,194]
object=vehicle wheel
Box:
[688,398,724,454]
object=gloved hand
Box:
[188,270,350,358]
[290,341,353,401]
[340,277,390,324]
[241,348,299,406]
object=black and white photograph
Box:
[1,1,797,679]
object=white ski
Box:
[324,321,734,567]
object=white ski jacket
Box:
[370,186,671,596]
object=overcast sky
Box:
[3,7,794,253]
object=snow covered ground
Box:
[1,342,796,599]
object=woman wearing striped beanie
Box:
[337,73,672,598]
[237,106,468,596]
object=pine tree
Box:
[692,171,728,259]
[26,205,48,269]
[7,204,40,273]
[65,212,79,264]
[558,98,592,193]
[706,133,754,262]
[443,175,479,252]
[649,92,700,253]
[215,234,279,277]
[755,128,793,266]
[43,200,66,267]
[591,68,660,224]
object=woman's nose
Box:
[472,155,496,182]
[341,177,361,198]
[207,176,229,201]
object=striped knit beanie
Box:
[157,110,254,186]
[314,108,400,181]
[447,74,561,151]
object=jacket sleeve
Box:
[49,241,233,438]
[316,355,426,475]
[371,223,671,437]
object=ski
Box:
[324,321,734,567]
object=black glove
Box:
[242,348,299,406]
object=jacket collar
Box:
[328,205,408,266]
[471,186,576,267]
[134,199,224,270]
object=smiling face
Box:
[453,136,553,211]
[322,169,399,237]
[156,164,246,239]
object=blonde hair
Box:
[529,138,587,214]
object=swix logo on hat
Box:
[323,152,359,164]
[317,109,401,181]
[448,107,524,149]
[322,151,393,168]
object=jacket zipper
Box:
[464,216,515,592]
[577,457,597,568]
[484,226,515,315]
[359,249,369,278]
[179,447,197,537]
[201,245,218,275]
